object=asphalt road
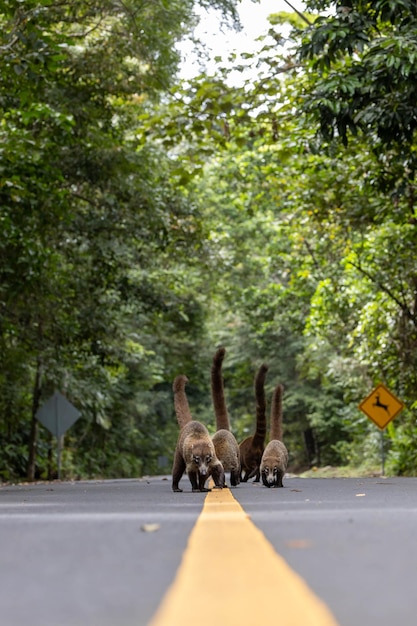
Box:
[237,476,417,626]
[1,476,417,626]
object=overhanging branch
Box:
[348,260,417,326]
[282,0,312,26]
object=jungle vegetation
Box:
[1,0,417,481]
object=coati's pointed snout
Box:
[262,469,275,486]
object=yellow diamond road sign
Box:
[359,383,404,430]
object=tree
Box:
[299,1,417,205]
[159,3,417,473]
[0,0,241,481]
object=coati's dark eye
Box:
[263,466,269,472]
[206,455,212,463]
[193,456,200,464]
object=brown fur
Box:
[212,429,240,487]
[211,347,241,487]
[260,383,288,488]
[172,375,224,492]
[239,363,268,482]
[211,347,230,431]
[172,375,192,429]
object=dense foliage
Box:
[0,0,239,480]
[1,0,417,481]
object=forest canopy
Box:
[1,0,417,482]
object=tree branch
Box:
[282,0,312,26]
[348,260,417,325]
[303,238,321,270]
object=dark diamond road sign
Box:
[36,391,81,438]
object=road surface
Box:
[1,476,417,625]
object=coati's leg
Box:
[230,469,240,487]
[197,472,211,492]
[188,469,203,492]
[210,463,225,490]
[172,453,186,492]
[276,471,284,488]
[241,470,250,482]
[244,467,258,482]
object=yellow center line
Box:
[149,486,340,626]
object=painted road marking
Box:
[149,486,340,626]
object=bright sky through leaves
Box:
[179,0,305,79]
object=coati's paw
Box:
[173,487,183,492]
[212,485,223,490]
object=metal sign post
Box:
[57,436,63,479]
[36,392,81,479]
[380,430,385,476]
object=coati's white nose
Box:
[200,467,207,476]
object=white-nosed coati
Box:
[260,382,289,488]
[210,346,241,487]
[171,374,224,493]
[239,363,268,482]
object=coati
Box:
[171,374,224,493]
[260,382,289,488]
[210,346,241,487]
[239,363,268,482]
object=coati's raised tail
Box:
[210,347,241,487]
[172,375,224,493]
[239,363,268,482]
[173,374,192,429]
[260,383,288,488]
[211,347,230,431]
[269,383,284,441]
